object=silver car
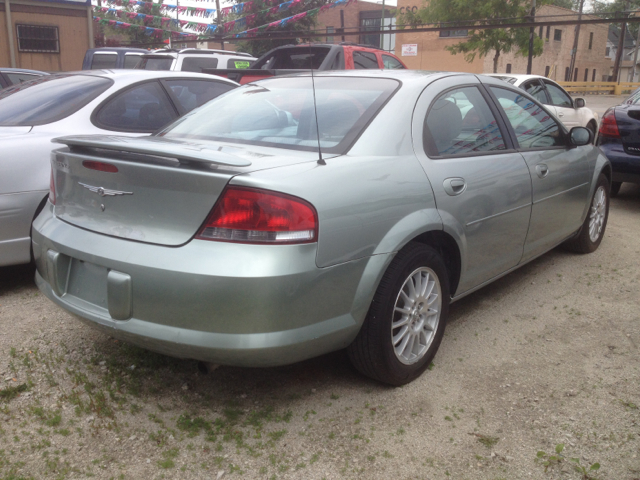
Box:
[33,71,611,385]
[0,70,237,267]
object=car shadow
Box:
[0,263,36,296]
[612,182,640,212]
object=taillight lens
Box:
[49,168,56,205]
[83,160,118,173]
[599,109,620,138]
[196,186,318,244]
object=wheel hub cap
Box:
[391,267,442,365]
[588,186,606,243]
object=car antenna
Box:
[309,44,326,165]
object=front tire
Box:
[564,173,609,254]
[347,243,450,386]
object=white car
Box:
[486,74,599,137]
[136,48,257,72]
[0,70,237,267]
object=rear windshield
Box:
[159,76,399,154]
[254,47,331,70]
[0,75,113,126]
[137,56,174,70]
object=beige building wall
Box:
[393,2,609,79]
[0,0,91,71]
[490,5,610,81]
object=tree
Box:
[94,1,185,47]
[399,0,544,73]
[550,0,578,9]
[230,0,329,57]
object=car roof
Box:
[483,73,556,85]
[142,49,255,58]
[45,69,238,85]
[85,47,148,53]
[0,67,49,75]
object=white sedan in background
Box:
[0,70,237,267]
[486,74,599,137]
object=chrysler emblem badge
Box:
[79,182,133,197]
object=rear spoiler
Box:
[52,135,252,167]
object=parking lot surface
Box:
[0,96,639,480]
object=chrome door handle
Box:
[558,112,564,117]
[535,163,549,178]
[443,177,467,196]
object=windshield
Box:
[253,47,332,70]
[0,75,113,126]
[159,76,399,154]
[137,56,174,70]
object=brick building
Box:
[316,0,396,52]
[393,2,610,80]
[0,0,94,71]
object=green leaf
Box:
[536,451,546,458]
[555,443,564,454]
[570,458,580,463]
[590,463,601,471]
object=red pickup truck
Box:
[204,43,407,84]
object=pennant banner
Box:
[93,16,205,39]
[234,0,356,38]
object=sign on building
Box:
[402,44,418,57]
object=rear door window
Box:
[180,57,219,72]
[543,81,573,107]
[490,87,564,149]
[137,56,174,71]
[164,79,235,113]
[123,54,142,69]
[382,55,404,69]
[424,86,507,157]
[4,72,41,85]
[94,80,177,132]
[91,53,117,70]
[353,51,379,69]
[523,80,549,104]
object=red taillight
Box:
[196,186,318,244]
[599,109,620,138]
[83,160,118,173]
[49,168,56,205]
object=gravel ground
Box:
[1,100,639,480]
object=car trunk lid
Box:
[51,135,320,246]
[615,105,640,155]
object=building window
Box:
[554,29,562,41]
[439,28,468,37]
[592,69,596,81]
[16,24,59,53]
[538,26,543,38]
[545,65,550,77]
[326,26,335,44]
[606,46,611,56]
[565,67,570,81]
[584,68,589,81]
[506,63,512,73]
[573,68,578,81]
[546,26,550,41]
[589,32,593,50]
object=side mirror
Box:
[575,98,586,108]
[569,126,591,146]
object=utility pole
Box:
[568,0,584,82]
[380,0,386,50]
[612,0,630,83]
[216,0,223,49]
[631,13,640,82]
[527,0,536,74]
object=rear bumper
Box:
[598,142,640,184]
[33,204,389,367]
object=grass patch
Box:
[0,384,28,402]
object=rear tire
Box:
[347,242,450,386]
[564,174,609,254]
[610,181,622,198]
